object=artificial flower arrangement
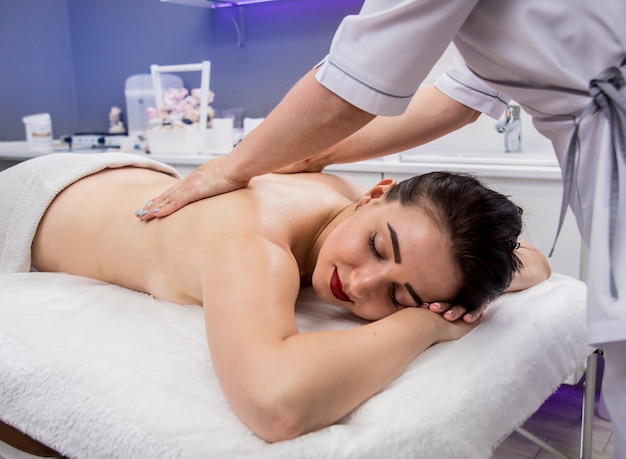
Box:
[145,86,234,155]
[146,87,215,131]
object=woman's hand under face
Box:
[402,307,479,343]
[430,307,481,342]
[428,301,488,324]
[428,240,549,323]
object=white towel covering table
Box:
[0,271,590,459]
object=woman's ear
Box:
[357,179,396,207]
[365,179,396,200]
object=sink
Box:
[400,147,558,167]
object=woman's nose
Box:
[348,265,387,299]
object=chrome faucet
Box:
[495,104,522,153]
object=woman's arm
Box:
[201,238,474,442]
[276,85,481,173]
[504,240,552,293]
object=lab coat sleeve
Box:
[434,46,510,119]
[315,0,480,116]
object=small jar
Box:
[23,113,53,152]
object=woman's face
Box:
[312,198,462,320]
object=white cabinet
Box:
[325,170,383,189]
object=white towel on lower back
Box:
[0,152,179,273]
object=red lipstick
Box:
[330,267,352,302]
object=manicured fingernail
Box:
[145,200,153,206]
[445,310,455,319]
[135,209,147,217]
[152,208,160,213]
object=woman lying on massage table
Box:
[28,153,550,442]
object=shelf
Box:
[161,0,283,8]
[161,0,286,46]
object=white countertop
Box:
[0,141,562,180]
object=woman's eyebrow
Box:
[386,222,423,306]
[386,222,401,263]
[404,282,424,306]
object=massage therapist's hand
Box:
[135,156,248,221]
[427,301,488,324]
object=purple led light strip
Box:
[208,0,282,8]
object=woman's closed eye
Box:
[390,284,406,309]
[369,233,383,260]
[369,233,410,309]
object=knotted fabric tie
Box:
[550,58,626,298]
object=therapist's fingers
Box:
[136,181,193,220]
[135,157,248,221]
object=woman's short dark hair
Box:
[384,171,523,311]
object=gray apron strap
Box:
[576,59,626,298]
[576,58,626,298]
[468,59,626,298]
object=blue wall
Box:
[0,0,76,141]
[0,0,362,141]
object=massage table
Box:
[0,270,593,458]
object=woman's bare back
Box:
[31,166,362,306]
